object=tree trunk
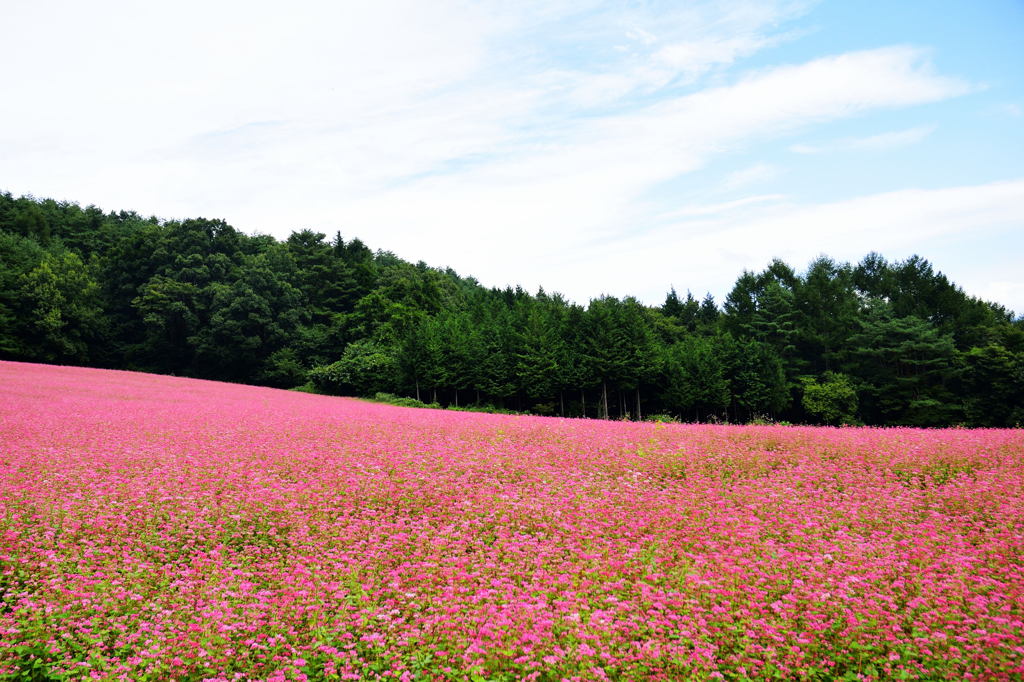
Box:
[454,389,458,407]
[432,388,437,404]
[636,387,641,421]
[559,390,564,417]
[581,388,585,418]
[601,381,609,419]
[415,380,420,403]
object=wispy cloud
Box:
[1,0,1018,312]
[791,125,937,154]
[556,178,1024,312]
[723,163,782,190]
[656,194,787,220]
[0,1,820,210]
[332,46,973,271]
[519,1,816,109]
[998,103,1022,117]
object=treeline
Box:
[1,191,1022,427]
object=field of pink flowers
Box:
[1,361,1023,681]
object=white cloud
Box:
[681,179,1024,258]
[3,1,1014,312]
[973,281,1024,314]
[1,2,958,217]
[0,1,814,210]
[315,46,973,287]
[654,35,776,83]
[571,178,1024,312]
[723,163,782,190]
[656,194,787,220]
[999,103,1022,117]
[644,0,814,80]
[791,125,937,154]
[626,27,658,47]
[531,1,815,109]
[1,1,493,142]
[11,41,969,304]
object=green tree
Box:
[17,251,104,363]
[394,311,436,402]
[98,219,165,366]
[582,297,658,419]
[473,300,516,407]
[753,279,802,382]
[191,255,304,383]
[512,295,568,413]
[285,230,360,319]
[794,256,859,374]
[659,336,729,421]
[959,344,1024,427]
[719,334,790,422]
[840,304,960,426]
[696,293,719,331]
[561,303,594,417]
[310,339,400,396]
[132,275,202,373]
[12,201,51,244]
[800,372,859,425]
[0,231,46,356]
[722,271,759,337]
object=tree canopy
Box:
[1,191,1021,426]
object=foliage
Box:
[288,381,322,394]
[841,304,961,426]
[1,190,1021,426]
[309,339,400,396]
[370,392,440,409]
[15,250,104,363]
[801,372,859,425]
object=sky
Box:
[2,0,1023,314]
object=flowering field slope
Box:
[1,362,1022,681]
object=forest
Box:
[1,190,1021,427]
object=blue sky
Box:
[2,0,1022,313]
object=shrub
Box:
[801,372,859,425]
[308,340,400,396]
[371,392,439,409]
